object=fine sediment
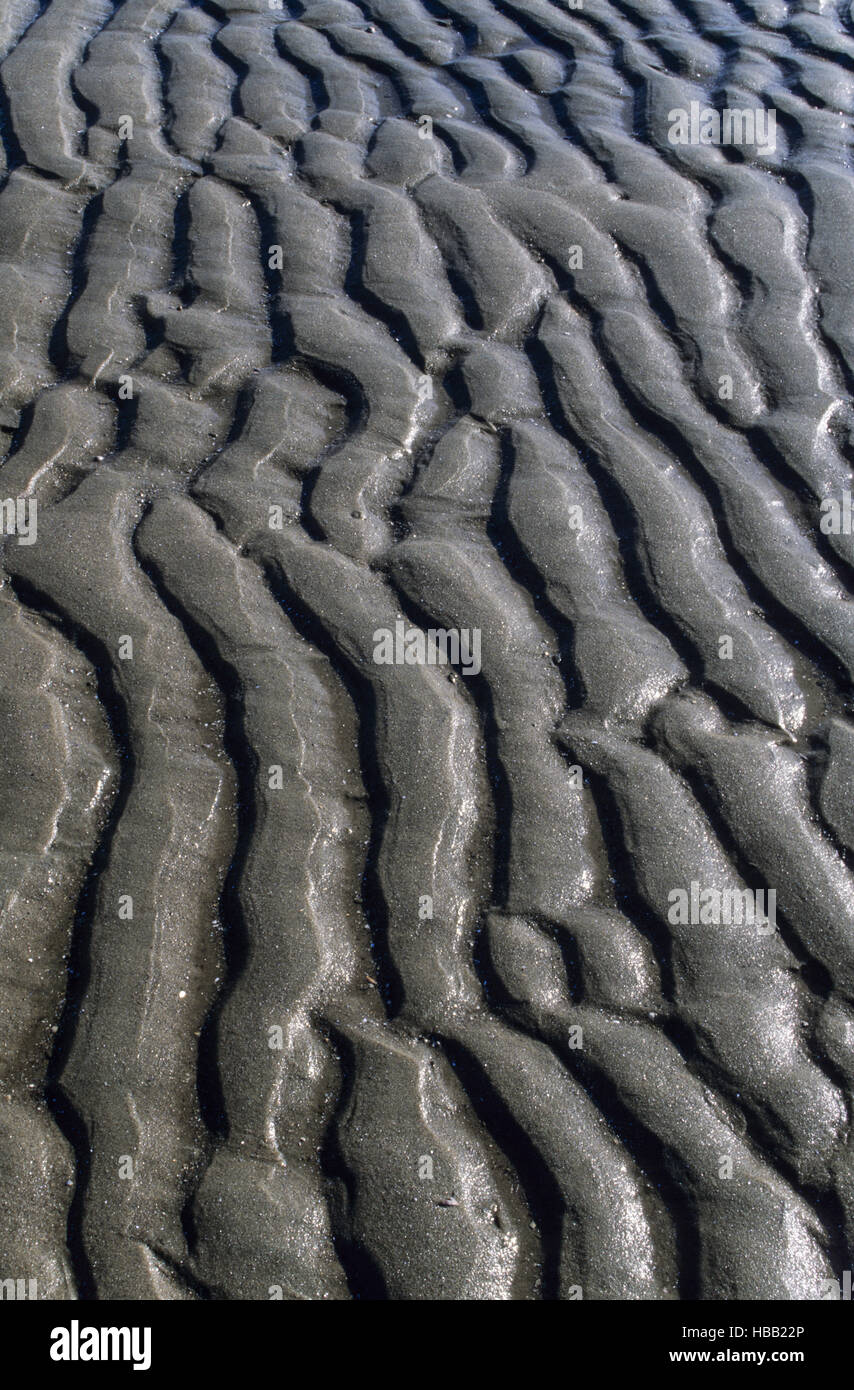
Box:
[1,0,854,1301]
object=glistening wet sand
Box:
[1,0,854,1301]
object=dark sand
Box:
[1,0,854,1300]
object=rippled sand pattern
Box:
[1,0,854,1301]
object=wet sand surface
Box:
[1,0,854,1301]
